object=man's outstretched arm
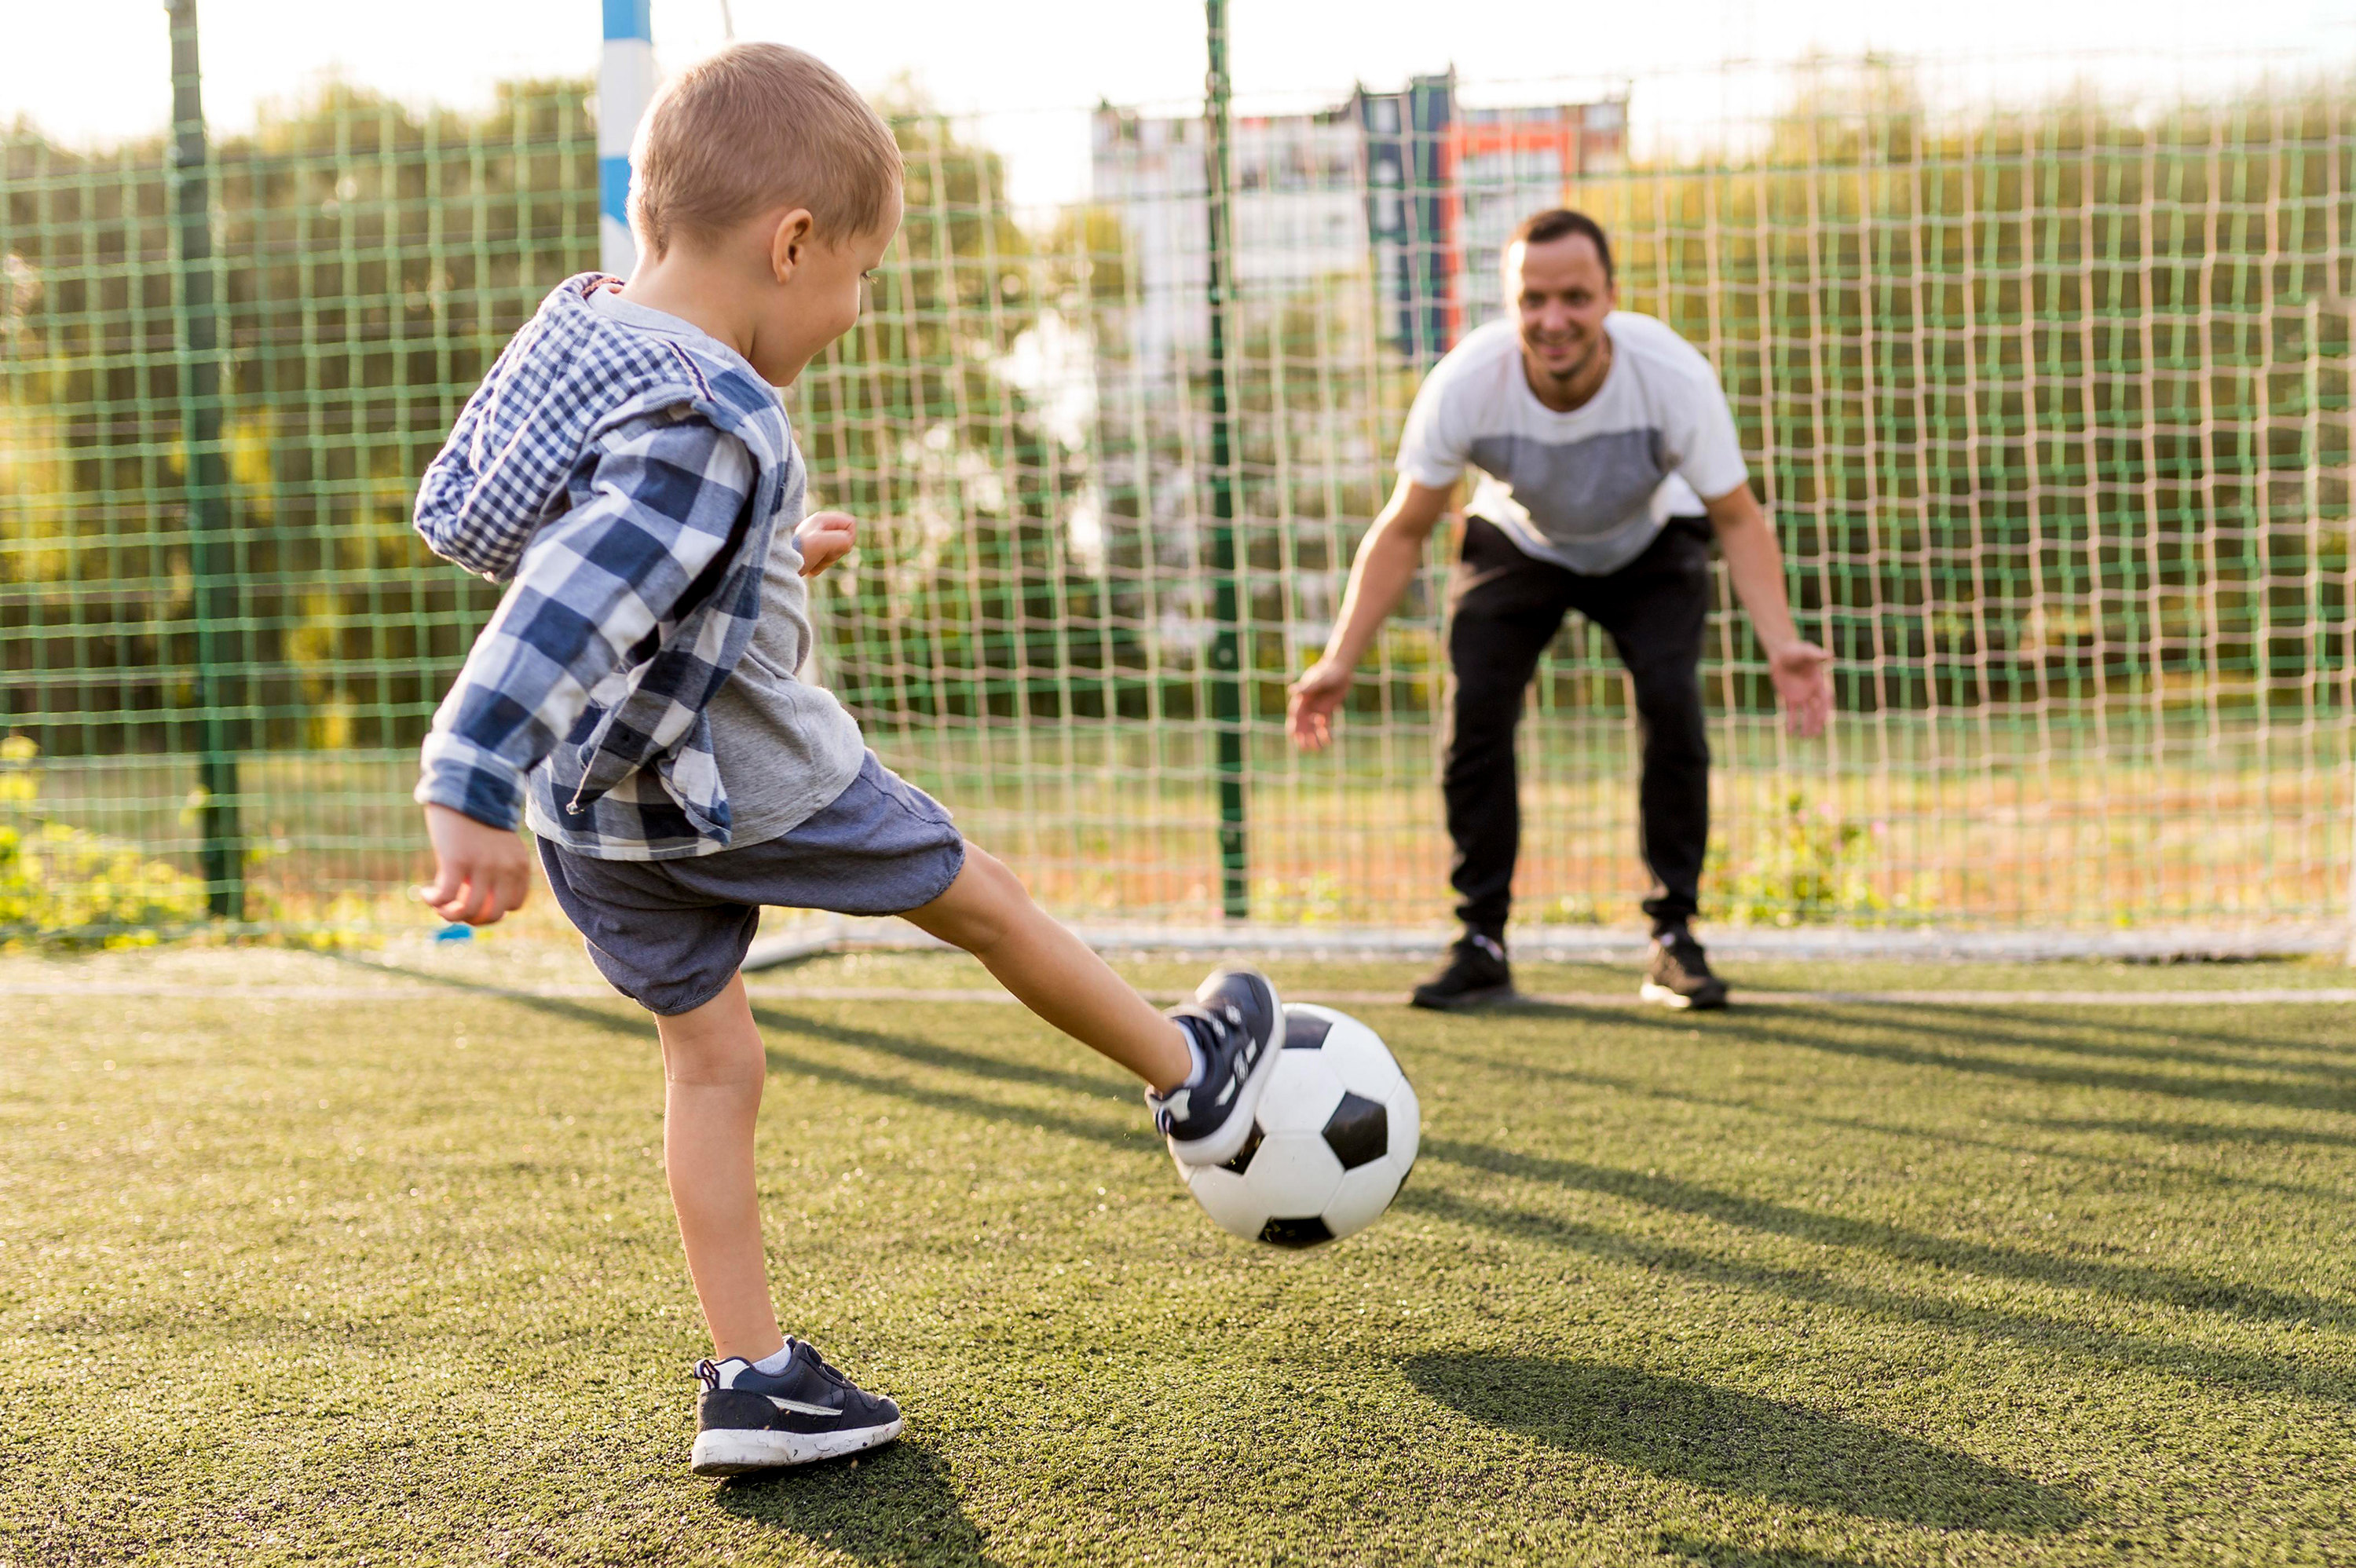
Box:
[1286,477,1455,751]
[1703,483,1832,738]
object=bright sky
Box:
[6,0,2347,206]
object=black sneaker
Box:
[1147,967,1283,1168]
[1642,927,1729,1011]
[1410,934,1515,1011]
[690,1340,903,1475]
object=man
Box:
[1287,209,1831,1011]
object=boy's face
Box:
[751,192,902,388]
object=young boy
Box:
[409,43,1282,1476]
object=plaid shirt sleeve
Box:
[415,408,756,830]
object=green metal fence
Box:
[2,33,2351,947]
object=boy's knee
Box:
[966,844,1033,910]
[963,842,1023,889]
[931,844,1032,950]
[656,989,766,1089]
[663,1033,765,1091]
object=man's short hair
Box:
[630,42,903,258]
[1507,209,1614,284]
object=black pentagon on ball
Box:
[1282,1011,1333,1050]
[1258,1215,1335,1248]
[1218,1122,1264,1176]
[1320,1091,1388,1171]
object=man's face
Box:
[1505,233,1615,386]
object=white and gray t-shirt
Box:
[1395,313,1749,576]
[581,290,867,846]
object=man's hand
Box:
[418,803,532,926]
[1703,484,1834,741]
[1286,658,1354,751]
[795,510,857,577]
[1768,639,1834,738]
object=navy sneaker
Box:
[690,1339,903,1475]
[1147,967,1283,1168]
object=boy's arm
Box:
[415,409,755,918]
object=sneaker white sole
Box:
[1164,981,1285,1169]
[690,1417,904,1476]
[1641,981,1729,1011]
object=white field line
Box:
[2,982,2352,1007]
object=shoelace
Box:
[794,1340,854,1390]
[1189,1002,1246,1049]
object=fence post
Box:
[600,0,655,276]
[1203,0,1249,922]
[164,0,242,922]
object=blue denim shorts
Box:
[537,751,966,1015]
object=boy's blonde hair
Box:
[629,42,902,259]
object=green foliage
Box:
[0,738,207,947]
[1706,790,1890,927]
[1,79,594,758]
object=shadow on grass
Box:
[1407,1035,2343,1201]
[1418,1136,2354,1329]
[2029,1115,2356,1150]
[1652,1534,1881,1567]
[1404,1353,2083,1533]
[1397,1183,2356,1405]
[748,1004,1132,1108]
[1875,996,2356,1065]
[325,953,646,1040]
[331,960,1146,1157]
[712,1437,1004,1566]
[1498,997,2356,1115]
[746,1006,1148,1159]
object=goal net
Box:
[1,49,2348,951]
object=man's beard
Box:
[1528,333,1602,387]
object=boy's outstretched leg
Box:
[657,978,903,1475]
[902,845,1285,1167]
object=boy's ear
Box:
[769,207,817,283]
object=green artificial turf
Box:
[3,947,2353,1565]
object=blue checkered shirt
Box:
[412,274,799,859]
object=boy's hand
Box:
[418,803,532,925]
[795,511,857,577]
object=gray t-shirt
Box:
[581,291,866,846]
[1395,313,1750,576]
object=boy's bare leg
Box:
[655,974,785,1363]
[902,846,1193,1093]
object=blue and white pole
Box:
[598,0,655,276]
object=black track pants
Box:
[1441,514,1714,940]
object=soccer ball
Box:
[1183,1003,1419,1248]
